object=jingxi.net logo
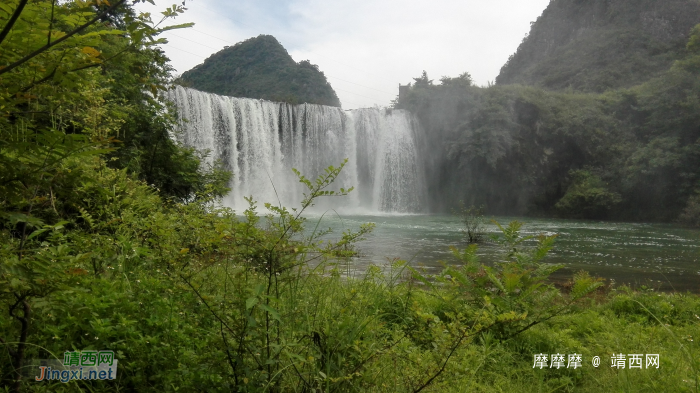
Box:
[33,350,118,383]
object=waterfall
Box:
[166,86,426,214]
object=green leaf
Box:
[258,304,281,321]
[156,22,195,33]
[485,268,506,293]
[26,228,49,240]
[2,212,44,228]
[245,297,258,310]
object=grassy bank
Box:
[5,258,699,392]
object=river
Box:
[306,214,700,292]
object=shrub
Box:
[555,170,622,219]
[678,192,700,227]
[456,202,486,243]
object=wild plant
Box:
[455,202,486,243]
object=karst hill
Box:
[496,0,700,92]
[179,35,341,107]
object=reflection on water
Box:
[304,214,700,292]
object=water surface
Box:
[306,214,700,292]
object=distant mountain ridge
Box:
[496,0,700,92]
[179,35,341,107]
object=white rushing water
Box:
[166,86,427,213]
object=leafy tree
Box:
[555,169,622,219]
[0,1,205,389]
[440,72,473,88]
[412,70,433,88]
[678,191,700,226]
[455,202,485,243]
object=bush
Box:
[555,169,622,219]
[678,192,700,227]
[456,202,486,243]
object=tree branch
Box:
[47,0,56,46]
[18,41,138,93]
[9,297,31,393]
[0,0,29,46]
[412,325,486,393]
[0,0,128,77]
[220,322,239,385]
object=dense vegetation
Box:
[1,1,698,393]
[496,0,700,92]
[179,35,341,107]
[397,23,700,225]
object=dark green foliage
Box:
[555,170,622,219]
[397,23,700,222]
[439,72,473,88]
[97,16,231,203]
[679,193,700,227]
[496,0,700,92]
[0,2,230,389]
[179,35,341,107]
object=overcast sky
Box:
[136,0,551,109]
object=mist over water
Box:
[166,86,427,213]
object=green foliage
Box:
[399,24,700,221]
[440,72,473,88]
[0,150,695,392]
[0,1,230,390]
[678,192,700,227]
[397,5,700,222]
[555,169,622,219]
[179,35,341,107]
[398,219,604,393]
[0,0,226,205]
[455,202,485,243]
[3,156,585,392]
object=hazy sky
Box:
[136,0,551,109]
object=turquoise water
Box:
[304,214,700,292]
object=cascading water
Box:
[166,86,426,213]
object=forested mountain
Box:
[397,15,700,225]
[496,0,700,92]
[179,35,341,107]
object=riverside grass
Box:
[5,236,699,391]
[432,289,700,392]
[14,262,698,392]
